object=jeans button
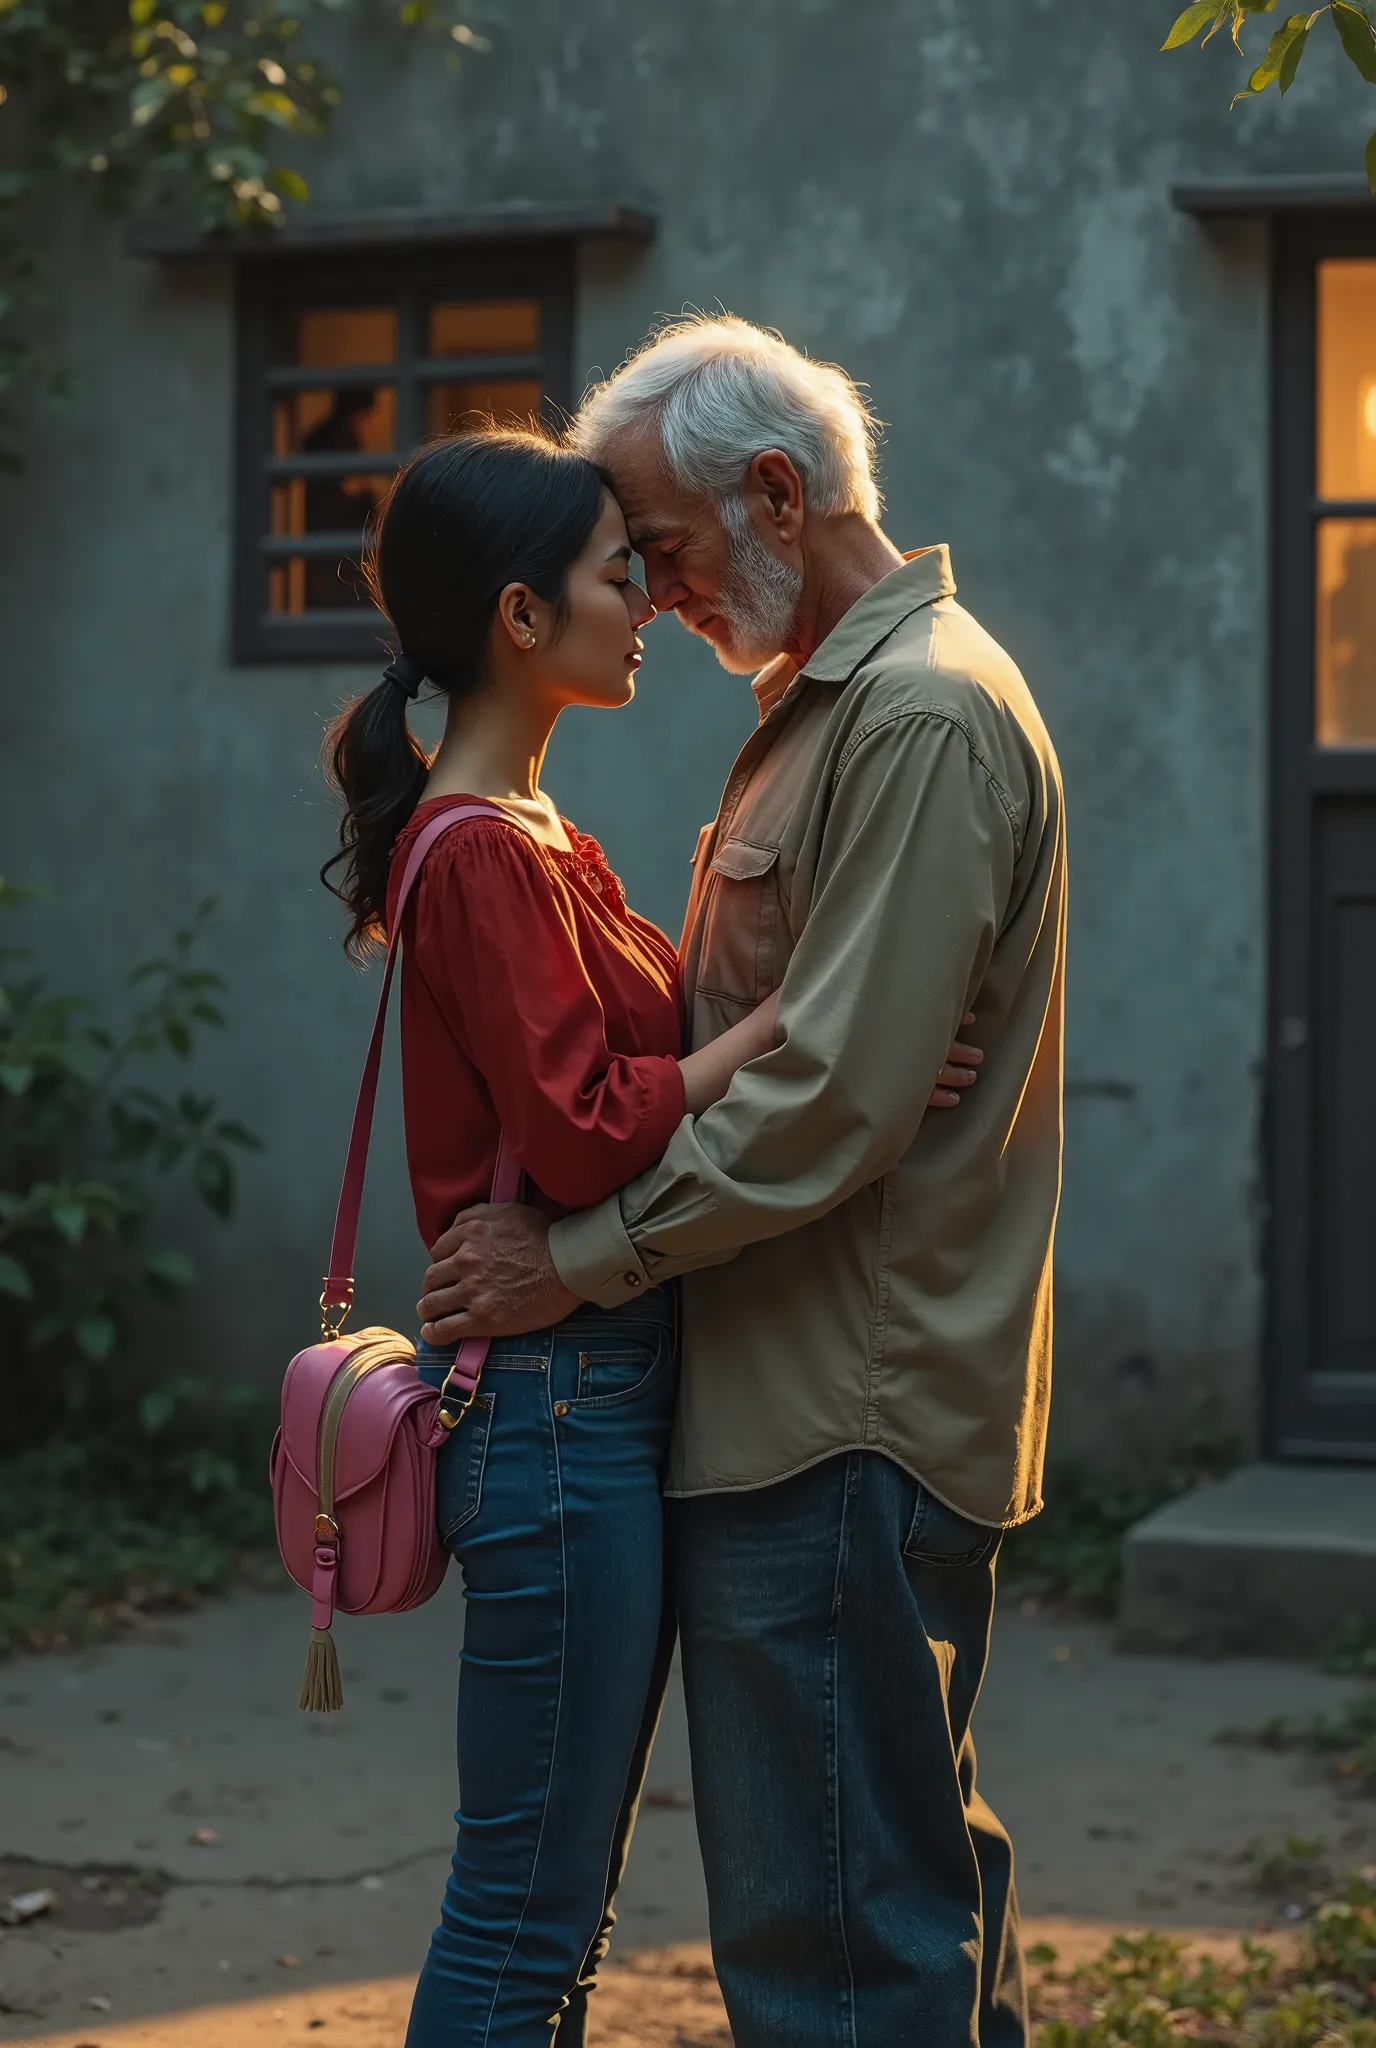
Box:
[554,1401,570,1418]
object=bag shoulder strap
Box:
[321,800,528,1330]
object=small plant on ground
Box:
[1031,1866,1376,2044]
[1247,1836,1332,1898]
[1228,1697,1376,1796]
[1324,1621,1376,1683]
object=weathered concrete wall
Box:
[2,0,1370,1463]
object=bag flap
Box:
[710,837,779,882]
[278,1332,427,1498]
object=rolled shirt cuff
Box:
[548,1194,653,1309]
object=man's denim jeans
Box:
[672,1449,1026,2048]
[405,1288,678,2048]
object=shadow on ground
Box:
[0,1585,1369,2039]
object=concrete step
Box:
[1119,1461,1376,1656]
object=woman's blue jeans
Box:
[405,1287,678,2048]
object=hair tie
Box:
[382,652,426,700]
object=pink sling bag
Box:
[271,802,524,1713]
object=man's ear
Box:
[749,449,805,547]
[496,581,540,651]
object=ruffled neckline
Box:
[553,821,626,906]
[403,796,625,908]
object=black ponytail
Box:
[320,425,606,960]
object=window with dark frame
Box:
[233,245,574,662]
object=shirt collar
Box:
[750,545,956,719]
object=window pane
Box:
[276,305,397,368]
[272,384,396,459]
[429,300,539,357]
[1316,519,1376,745]
[427,377,544,438]
[1317,260,1376,502]
[266,544,375,618]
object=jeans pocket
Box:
[902,1484,1001,1569]
[436,1390,494,1546]
[574,1329,668,1408]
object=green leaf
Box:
[194,1148,234,1218]
[139,1387,177,1435]
[50,1201,88,1244]
[1163,1,1224,46]
[1278,15,1315,85]
[247,88,307,130]
[130,0,157,21]
[1333,0,1376,81]
[130,74,178,128]
[145,1247,195,1290]
[1366,127,1376,191]
[74,1315,117,1362]
[0,1063,34,1094]
[60,1035,105,1083]
[0,1252,33,1300]
[215,1118,265,1151]
[269,166,310,202]
[1241,11,1318,91]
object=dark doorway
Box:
[1269,217,1376,1459]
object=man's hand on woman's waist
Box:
[419,1203,582,1344]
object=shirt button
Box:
[623,1272,642,1288]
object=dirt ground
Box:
[1,1583,1368,2043]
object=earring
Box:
[521,632,536,648]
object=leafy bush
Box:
[0,1,492,462]
[0,1375,281,1657]
[1032,1866,1376,2045]
[0,878,261,1445]
[0,879,277,1654]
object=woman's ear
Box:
[496,582,541,652]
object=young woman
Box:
[321,426,979,2047]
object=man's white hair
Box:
[573,314,882,523]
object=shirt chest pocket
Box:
[696,838,781,1008]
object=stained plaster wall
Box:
[2,0,1370,1465]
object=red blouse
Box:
[386,794,687,1251]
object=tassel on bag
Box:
[299,1529,344,1712]
[299,1626,344,1714]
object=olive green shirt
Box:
[549,547,1066,1526]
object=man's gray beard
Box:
[707,506,804,674]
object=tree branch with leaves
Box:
[0,0,491,462]
[1164,0,1376,187]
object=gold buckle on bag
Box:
[436,1367,479,1432]
[319,1292,351,1342]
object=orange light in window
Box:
[1316,260,1376,501]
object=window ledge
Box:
[128,198,656,261]
[1173,174,1375,218]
